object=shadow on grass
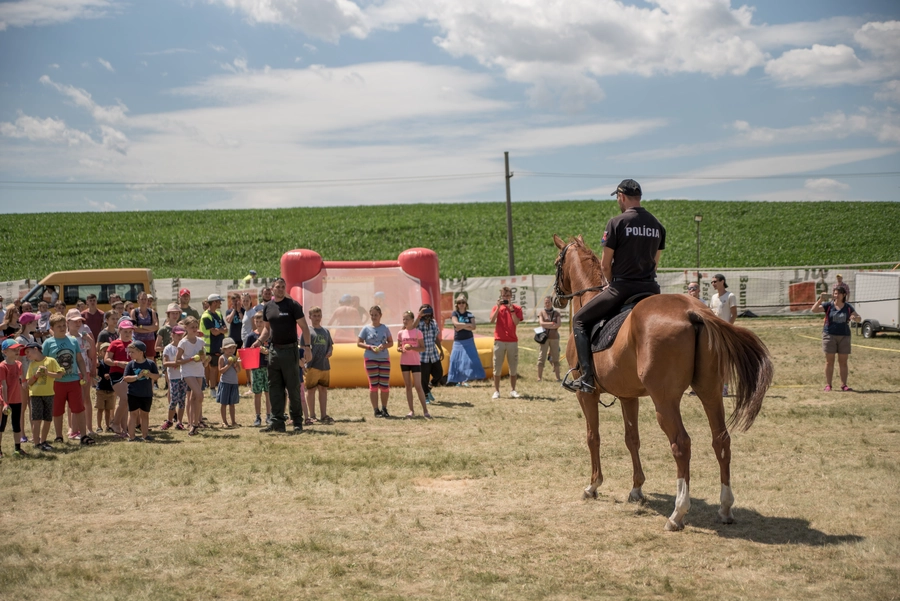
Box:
[433,401,474,408]
[641,493,865,546]
[523,395,560,402]
[300,429,349,437]
[849,389,900,394]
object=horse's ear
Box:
[575,234,584,245]
[553,234,565,249]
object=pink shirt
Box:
[397,329,423,365]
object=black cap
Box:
[611,179,642,197]
[713,274,728,288]
[24,342,43,350]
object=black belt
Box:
[272,343,298,348]
[612,277,656,283]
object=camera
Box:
[500,299,509,305]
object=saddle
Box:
[590,292,655,353]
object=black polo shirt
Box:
[601,207,666,280]
[263,297,305,345]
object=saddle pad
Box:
[591,309,631,353]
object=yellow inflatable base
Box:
[237,336,507,388]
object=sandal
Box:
[406,412,415,418]
[80,436,96,446]
[303,418,315,426]
[54,437,64,443]
[188,426,198,436]
[424,412,432,419]
[321,415,334,425]
[841,385,853,392]
[824,385,832,392]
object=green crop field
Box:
[2,200,898,280]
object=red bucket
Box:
[237,347,260,370]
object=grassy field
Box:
[2,201,899,280]
[1,319,898,600]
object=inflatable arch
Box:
[278,248,501,388]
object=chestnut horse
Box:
[552,235,773,531]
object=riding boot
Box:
[570,326,596,393]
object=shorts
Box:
[251,368,270,394]
[168,379,187,410]
[304,368,330,388]
[400,364,421,373]
[110,372,124,385]
[30,395,54,422]
[53,380,85,417]
[823,333,851,355]
[364,359,391,391]
[127,395,153,413]
[95,389,117,411]
[493,340,519,376]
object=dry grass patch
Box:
[1,318,898,600]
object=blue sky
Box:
[1,0,898,213]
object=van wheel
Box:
[862,322,877,339]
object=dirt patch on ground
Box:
[413,476,477,493]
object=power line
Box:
[1,170,898,192]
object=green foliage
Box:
[1,200,898,279]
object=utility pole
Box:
[694,213,702,284]
[504,151,515,276]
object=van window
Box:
[61,283,146,305]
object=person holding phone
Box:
[489,286,523,399]
[812,288,861,392]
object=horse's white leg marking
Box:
[628,487,645,503]
[665,478,690,531]
[718,484,735,524]
[583,484,598,499]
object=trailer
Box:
[854,272,900,338]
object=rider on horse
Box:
[568,179,666,393]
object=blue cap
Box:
[2,339,24,352]
[130,340,147,353]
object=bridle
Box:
[553,242,606,307]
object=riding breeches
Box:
[573,280,660,332]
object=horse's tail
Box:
[689,311,774,432]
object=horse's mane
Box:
[567,236,604,285]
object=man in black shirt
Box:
[569,179,666,393]
[254,278,312,432]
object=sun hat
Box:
[118,320,135,330]
[99,342,111,352]
[166,303,181,313]
[179,288,191,297]
[611,179,642,197]
[66,308,84,322]
[18,312,38,325]
[222,337,237,348]
[207,294,224,303]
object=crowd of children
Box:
[0,295,449,457]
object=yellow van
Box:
[22,269,154,312]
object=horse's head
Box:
[552,234,603,309]
[552,234,574,309]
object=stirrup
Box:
[562,368,595,393]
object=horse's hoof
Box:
[627,489,645,504]
[583,487,598,500]
[665,518,685,532]
[718,512,735,525]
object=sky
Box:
[0,0,898,213]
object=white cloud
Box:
[209,44,226,53]
[99,124,128,154]
[220,58,249,73]
[97,57,115,72]
[48,63,59,69]
[0,113,92,146]
[732,108,900,144]
[303,43,317,53]
[876,80,900,104]
[575,148,899,197]
[804,178,849,192]
[765,21,900,87]
[294,57,302,63]
[87,199,118,211]
[0,0,115,31]
[40,75,128,124]
[139,48,195,56]
[208,0,367,43]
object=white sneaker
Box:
[491,391,501,399]
[509,390,521,399]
